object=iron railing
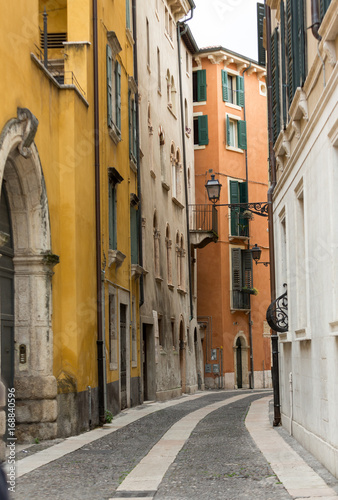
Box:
[266,284,288,333]
[189,204,218,235]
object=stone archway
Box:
[0,108,58,442]
[233,332,250,389]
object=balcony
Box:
[189,204,218,249]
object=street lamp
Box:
[205,174,222,204]
[251,244,269,266]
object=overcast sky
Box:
[187,0,259,62]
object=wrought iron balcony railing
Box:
[266,285,288,333]
[189,204,218,249]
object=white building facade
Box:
[137,0,204,401]
[266,0,338,478]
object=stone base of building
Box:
[205,370,272,390]
[156,387,182,401]
[282,412,338,479]
[185,384,198,394]
[57,387,99,438]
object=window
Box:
[176,232,180,286]
[131,298,137,365]
[126,0,132,31]
[257,3,266,67]
[170,76,177,115]
[170,143,176,196]
[158,317,164,348]
[285,0,306,106]
[231,248,253,310]
[172,148,182,200]
[186,51,189,75]
[106,40,122,141]
[193,70,207,102]
[229,180,249,237]
[179,235,185,291]
[166,225,172,285]
[221,70,244,107]
[153,212,160,278]
[194,115,209,146]
[130,202,138,265]
[296,187,307,329]
[271,28,280,143]
[226,115,247,150]
[160,128,166,183]
[171,320,176,349]
[146,18,150,69]
[157,48,161,92]
[129,90,137,162]
[108,168,123,250]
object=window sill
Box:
[294,328,311,341]
[147,63,151,74]
[186,72,190,78]
[109,124,122,145]
[162,180,170,191]
[194,145,206,150]
[168,283,175,291]
[155,276,163,284]
[109,362,118,371]
[167,105,177,119]
[229,235,249,242]
[329,320,338,335]
[131,264,144,279]
[155,10,160,21]
[226,145,245,153]
[165,31,174,49]
[157,89,162,97]
[225,102,242,111]
[150,169,156,179]
[130,155,137,173]
[126,28,134,46]
[131,361,137,368]
[108,249,126,270]
[172,197,184,209]
[177,287,187,295]
[193,101,207,106]
[230,308,250,314]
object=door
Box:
[120,304,127,410]
[236,337,242,389]
[0,185,14,391]
[142,324,148,401]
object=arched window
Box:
[176,231,180,287]
[184,99,190,135]
[166,224,172,285]
[173,148,181,200]
[171,76,177,114]
[180,234,185,291]
[171,143,176,198]
[166,70,171,106]
[153,211,160,278]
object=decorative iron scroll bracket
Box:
[266,284,288,333]
[215,202,269,217]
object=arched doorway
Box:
[179,319,186,393]
[0,183,14,390]
[236,337,242,389]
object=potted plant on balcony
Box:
[241,287,259,296]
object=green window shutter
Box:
[130,207,138,264]
[107,45,113,128]
[197,70,207,102]
[286,0,294,104]
[115,62,121,131]
[237,120,247,150]
[198,115,208,145]
[257,3,266,66]
[296,0,306,87]
[239,182,249,237]
[242,250,253,308]
[226,115,230,145]
[109,185,117,250]
[280,0,287,129]
[126,0,131,29]
[230,180,239,236]
[236,76,244,107]
[133,99,137,158]
[320,0,331,20]
[128,91,132,156]
[221,70,228,102]
[271,28,280,143]
[232,248,242,309]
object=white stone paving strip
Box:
[246,396,338,500]
[15,391,211,478]
[110,392,267,499]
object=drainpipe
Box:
[266,2,281,426]
[311,0,322,41]
[93,0,105,426]
[241,62,255,390]
[177,7,195,321]
[132,0,144,307]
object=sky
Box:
[187,0,259,62]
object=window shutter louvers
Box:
[239,182,249,237]
[107,45,113,128]
[236,76,244,107]
[198,115,209,145]
[197,70,207,102]
[232,248,242,309]
[242,250,253,308]
[222,70,228,102]
[237,120,247,150]
[280,1,287,129]
[128,91,132,156]
[226,115,230,146]
[257,3,266,66]
[126,0,131,29]
[320,0,331,20]
[286,0,294,105]
[296,0,306,87]
[271,28,280,143]
[133,99,137,158]
[230,180,240,236]
[130,208,138,264]
[116,62,121,131]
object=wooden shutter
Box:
[109,185,117,249]
[320,0,331,19]
[130,207,138,264]
[286,0,294,105]
[107,45,113,127]
[197,70,207,102]
[230,180,239,236]
[236,76,244,107]
[271,28,280,143]
[280,0,287,129]
[232,248,242,309]
[133,98,137,158]
[239,182,249,237]
[222,70,228,102]
[242,250,252,309]
[128,91,132,156]
[296,0,306,87]
[115,62,121,131]
[237,120,247,150]
[226,115,230,146]
[126,0,131,29]
[198,115,209,145]
[257,3,266,66]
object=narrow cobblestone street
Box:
[13,390,338,500]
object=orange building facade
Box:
[193,48,272,389]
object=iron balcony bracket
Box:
[266,284,288,333]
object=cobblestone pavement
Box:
[13,390,338,500]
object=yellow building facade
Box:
[0,0,141,444]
